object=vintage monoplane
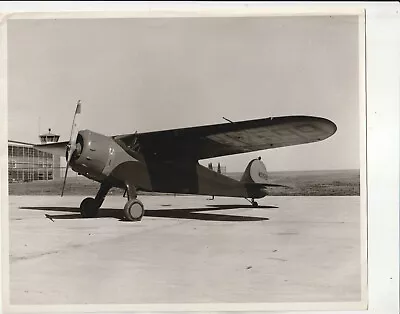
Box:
[33,101,337,222]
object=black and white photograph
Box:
[0,4,382,313]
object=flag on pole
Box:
[75,100,81,115]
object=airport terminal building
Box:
[8,129,61,183]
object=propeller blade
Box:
[68,100,81,154]
[61,100,82,197]
[61,162,70,197]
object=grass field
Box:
[8,169,360,196]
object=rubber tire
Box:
[252,201,259,208]
[123,199,145,222]
[80,197,100,218]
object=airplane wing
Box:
[114,115,337,161]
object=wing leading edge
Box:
[115,115,337,161]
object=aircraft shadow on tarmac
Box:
[19,204,277,222]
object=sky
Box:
[7,15,361,172]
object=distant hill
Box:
[8,169,360,196]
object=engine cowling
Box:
[69,130,115,178]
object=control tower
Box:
[39,128,60,144]
[39,128,61,180]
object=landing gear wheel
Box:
[123,199,145,222]
[80,197,100,218]
[252,201,259,208]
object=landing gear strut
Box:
[245,198,259,208]
[80,180,145,222]
[80,182,111,218]
[122,181,145,222]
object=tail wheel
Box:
[80,197,100,218]
[252,201,259,208]
[123,199,145,222]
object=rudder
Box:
[240,157,268,184]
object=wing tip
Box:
[317,116,338,139]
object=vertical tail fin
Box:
[240,157,269,184]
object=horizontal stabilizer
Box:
[245,182,292,189]
[241,158,291,189]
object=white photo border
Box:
[0,2,398,314]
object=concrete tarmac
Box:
[8,195,362,305]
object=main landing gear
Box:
[80,182,111,218]
[122,180,145,222]
[123,199,145,222]
[79,181,145,222]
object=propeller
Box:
[61,100,82,197]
